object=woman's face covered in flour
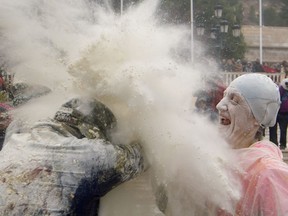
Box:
[216,87,259,149]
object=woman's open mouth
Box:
[220,117,231,125]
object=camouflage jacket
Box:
[0,98,145,215]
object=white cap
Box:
[229,73,280,127]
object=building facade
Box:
[242,25,288,63]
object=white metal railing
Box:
[222,72,285,86]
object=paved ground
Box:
[100,170,164,216]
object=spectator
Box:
[281,60,288,77]
[243,61,253,72]
[262,62,277,73]
[220,58,227,71]
[0,75,5,91]
[272,63,281,72]
[276,78,288,150]
[269,82,280,147]
[269,120,278,146]
[233,59,243,72]
[252,58,264,72]
[223,59,234,72]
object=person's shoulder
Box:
[242,141,284,172]
[252,141,288,172]
[253,158,288,194]
[245,156,288,190]
[252,141,283,158]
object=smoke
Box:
[0,0,241,215]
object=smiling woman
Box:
[216,73,288,216]
[217,86,261,149]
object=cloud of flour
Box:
[0,0,241,214]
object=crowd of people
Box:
[221,58,288,74]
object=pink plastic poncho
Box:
[235,141,288,216]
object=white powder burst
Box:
[0,0,241,215]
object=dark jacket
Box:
[279,86,288,113]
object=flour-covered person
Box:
[0,97,145,215]
[216,73,288,215]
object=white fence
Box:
[222,72,285,86]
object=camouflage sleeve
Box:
[114,142,146,182]
[70,141,146,215]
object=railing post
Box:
[222,72,283,86]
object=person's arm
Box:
[69,139,146,215]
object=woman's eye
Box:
[230,94,238,104]
[231,99,238,105]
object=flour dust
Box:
[0,0,241,215]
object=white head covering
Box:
[229,73,280,127]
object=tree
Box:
[248,6,258,25]
[279,0,288,26]
[263,8,280,26]
[193,0,246,61]
[107,0,247,61]
[158,0,191,24]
